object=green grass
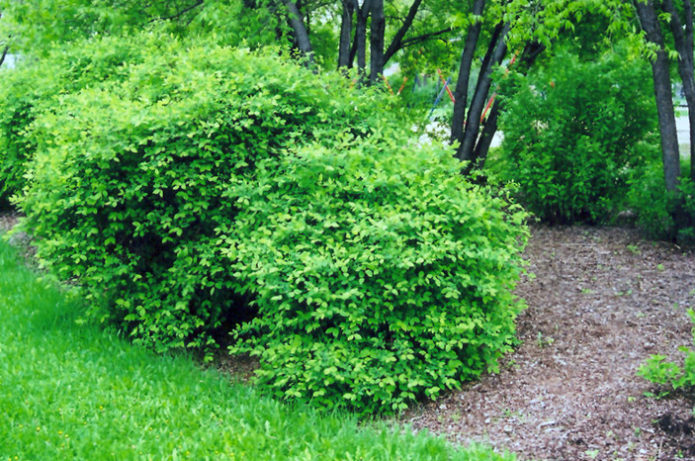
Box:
[0,238,514,461]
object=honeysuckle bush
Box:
[20,44,380,352]
[497,49,658,224]
[0,33,166,208]
[19,42,528,414]
[227,135,529,414]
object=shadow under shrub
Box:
[228,135,528,414]
[497,50,658,224]
[20,43,528,414]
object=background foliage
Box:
[627,159,695,245]
[496,49,658,224]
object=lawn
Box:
[0,238,513,460]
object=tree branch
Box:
[383,0,424,64]
[148,0,205,23]
[338,0,356,69]
[284,0,315,65]
[457,21,510,166]
[397,27,452,50]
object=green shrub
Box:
[228,134,528,414]
[627,160,695,245]
[20,42,528,414]
[19,44,385,355]
[0,33,161,208]
[638,309,695,396]
[497,50,658,224]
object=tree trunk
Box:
[354,0,372,77]
[338,0,356,69]
[456,21,510,165]
[284,0,314,65]
[0,46,8,68]
[664,0,695,181]
[472,41,545,169]
[472,99,500,169]
[369,0,385,85]
[635,0,681,191]
[450,0,486,146]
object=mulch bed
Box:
[402,225,695,461]
[0,211,19,233]
[3,214,694,459]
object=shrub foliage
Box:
[19,42,528,413]
[0,34,157,208]
[228,135,528,413]
[627,160,695,246]
[497,51,657,224]
[22,44,375,350]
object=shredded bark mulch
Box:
[402,226,695,461]
[0,212,36,263]
[0,211,19,233]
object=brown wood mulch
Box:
[0,211,19,232]
[3,214,694,460]
[402,226,695,461]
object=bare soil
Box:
[3,214,694,460]
[402,226,695,461]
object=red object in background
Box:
[436,69,456,103]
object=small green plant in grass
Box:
[638,309,695,397]
[627,244,641,255]
[536,332,554,348]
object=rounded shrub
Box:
[21,43,528,414]
[20,44,385,353]
[228,133,528,414]
[497,50,658,224]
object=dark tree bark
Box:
[472,41,545,169]
[148,0,204,22]
[450,0,486,146]
[338,0,356,69]
[369,0,385,84]
[456,21,510,165]
[472,99,501,169]
[0,46,8,68]
[353,0,372,76]
[473,21,505,97]
[635,0,681,191]
[284,0,314,65]
[663,0,695,181]
[383,0,424,64]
